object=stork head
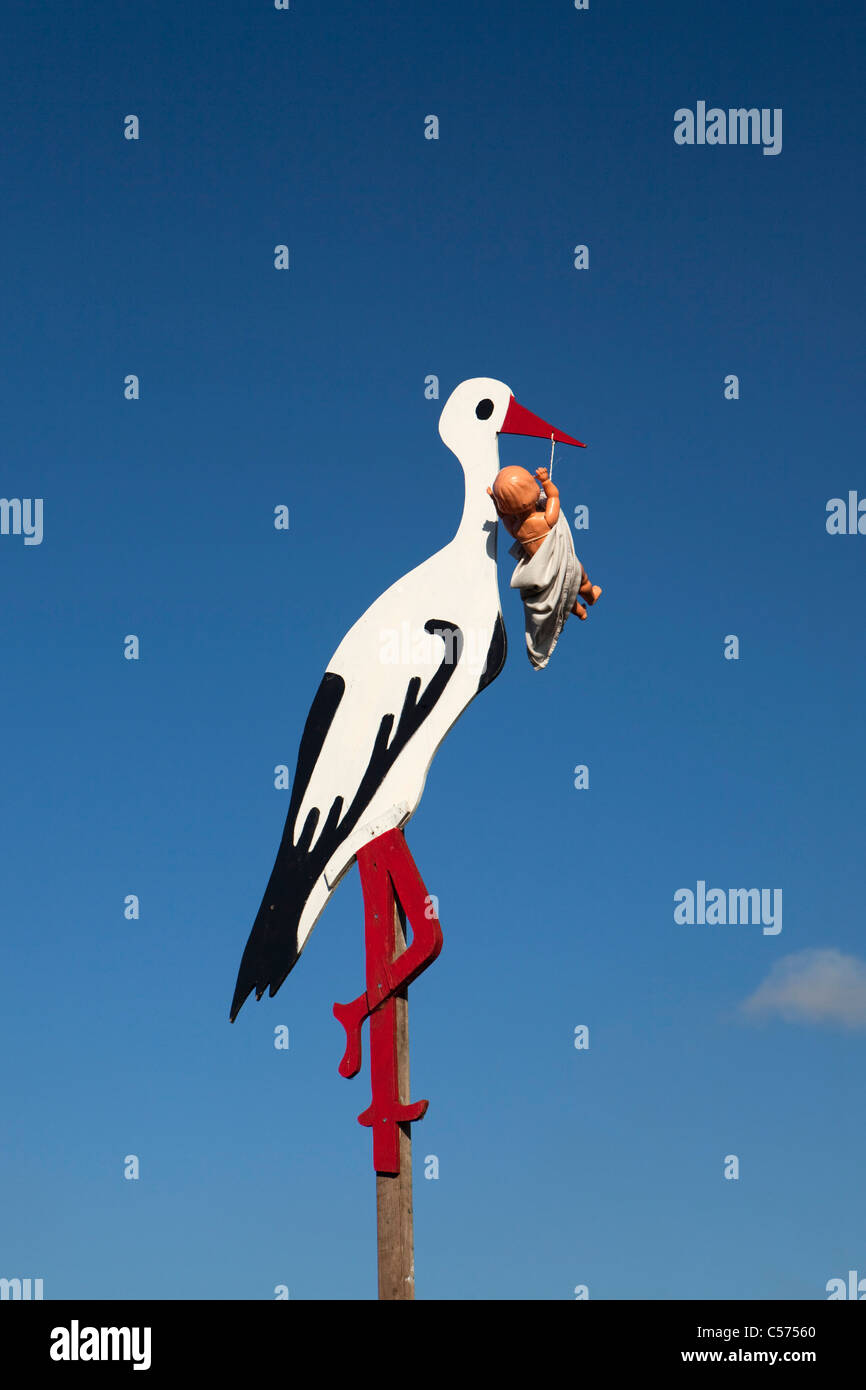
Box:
[438,377,586,482]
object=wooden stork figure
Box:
[230,378,585,1298]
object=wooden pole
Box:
[376,899,416,1300]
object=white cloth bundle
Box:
[508,512,584,670]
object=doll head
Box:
[491,466,539,517]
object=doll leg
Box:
[578,575,602,606]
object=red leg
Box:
[332,829,443,1172]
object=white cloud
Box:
[741,949,866,1030]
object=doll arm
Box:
[535,467,560,527]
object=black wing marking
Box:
[230,619,467,1019]
[478,611,507,692]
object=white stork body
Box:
[296,464,503,903]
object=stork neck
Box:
[453,445,501,544]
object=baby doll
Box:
[488,465,601,619]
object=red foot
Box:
[333,994,368,1078]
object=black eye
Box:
[476,398,494,420]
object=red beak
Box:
[499,396,586,448]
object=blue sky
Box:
[1,0,864,1300]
